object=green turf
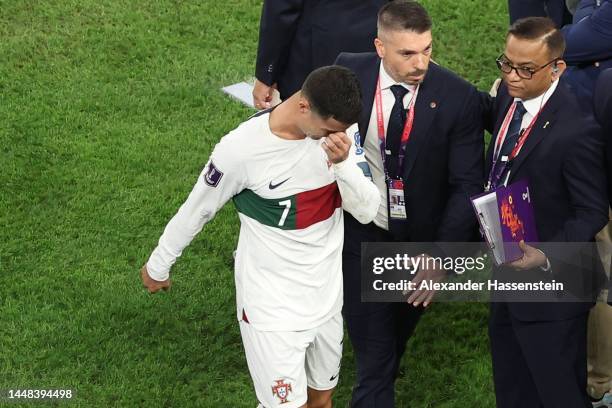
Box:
[1,1,507,406]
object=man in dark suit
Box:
[252,0,388,109]
[563,3,612,399]
[589,68,612,404]
[335,2,484,406]
[562,0,612,112]
[482,17,608,408]
[508,0,572,27]
[595,68,612,211]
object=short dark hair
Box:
[508,17,566,58]
[378,1,432,35]
[301,65,362,125]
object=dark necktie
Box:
[491,101,527,188]
[386,84,409,177]
[498,101,527,159]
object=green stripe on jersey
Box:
[233,189,297,230]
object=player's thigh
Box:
[240,321,312,408]
[305,312,343,392]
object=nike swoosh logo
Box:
[329,374,339,381]
[269,177,291,190]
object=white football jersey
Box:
[147,112,379,331]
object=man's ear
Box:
[298,94,311,113]
[374,37,385,59]
[552,59,566,81]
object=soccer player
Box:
[141,65,380,408]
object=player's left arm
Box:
[144,133,249,286]
[323,132,380,224]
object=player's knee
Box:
[307,388,333,408]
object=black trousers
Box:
[489,301,591,408]
[343,215,424,408]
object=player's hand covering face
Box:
[322,132,351,164]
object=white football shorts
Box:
[239,311,343,408]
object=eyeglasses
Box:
[495,54,558,79]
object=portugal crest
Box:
[271,379,293,404]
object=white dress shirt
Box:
[495,80,559,162]
[493,79,559,187]
[496,80,559,272]
[364,62,417,230]
[515,79,559,133]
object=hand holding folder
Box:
[471,179,539,265]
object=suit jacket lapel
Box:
[358,56,380,145]
[402,64,442,180]
[485,91,513,173]
[507,86,563,183]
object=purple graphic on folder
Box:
[496,179,538,263]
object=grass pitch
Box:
[2,1,507,406]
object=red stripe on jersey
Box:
[295,182,342,229]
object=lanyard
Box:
[375,78,419,179]
[487,100,547,190]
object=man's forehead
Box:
[381,29,432,46]
[396,41,432,54]
[324,117,349,132]
[504,36,548,64]
[313,113,346,130]
[503,52,537,66]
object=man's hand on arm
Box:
[252,79,277,110]
[406,254,446,308]
[322,132,351,164]
[141,264,171,294]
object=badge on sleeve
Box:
[351,129,373,181]
[387,179,407,220]
[354,131,364,155]
[204,161,224,187]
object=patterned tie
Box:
[498,101,527,159]
[386,84,410,177]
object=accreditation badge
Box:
[387,178,407,220]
